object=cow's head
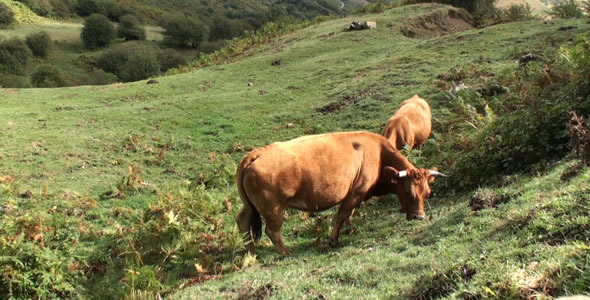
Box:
[383,167,446,220]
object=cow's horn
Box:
[429,170,447,177]
[398,170,408,178]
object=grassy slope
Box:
[1,3,589,298]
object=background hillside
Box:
[1,3,589,299]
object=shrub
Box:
[502,3,536,22]
[119,51,160,82]
[49,0,74,17]
[0,74,31,88]
[117,14,145,41]
[0,2,15,27]
[81,14,115,50]
[209,15,240,41]
[15,0,52,16]
[31,64,67,87]
[102,0,133,21]
[85,69,117,85]
[550,0,584,19]
[75,0,103,16]
[0,38,32,75]
[25,31,52,58]
[157,48,186,72]
[198,39,226,54]
[96,47,131,77]
[162,15,208,48]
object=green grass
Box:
[1,3,589,298]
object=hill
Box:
[0,3,589,299]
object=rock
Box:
[349,20,376,31]
[147,79,159,84]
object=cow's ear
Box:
[383,166,399,184]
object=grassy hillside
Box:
[0,3,589,299]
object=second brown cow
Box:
[382,94,432,150]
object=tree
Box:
[550,0,584,18]
[208,15,240,41]
[76,0,103,16]
[581,0,590,15]
[0,38,32,75]
[31,64,67,87]
[81,14,115,49]
[119,52,160,82]
[0,2,15,27]
[25,31,52,58]
[118,15,146,41]
[162,15,208,48]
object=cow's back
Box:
[242,132,385,211]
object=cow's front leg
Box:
[330,197,362,248]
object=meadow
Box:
[0,3,589,299]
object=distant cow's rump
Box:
[382,94,432,150]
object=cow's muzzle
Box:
[407,213,425,221]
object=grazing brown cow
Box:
[235,131,445,255]
[382,94,432,150]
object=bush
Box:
[81,14,115,50]
[209,15,240,41]
[0,2,15,27]
[162,15,208,48]
[96,47,131,77]
[25,31,52,58]
[102,0,133,21]
[15,0,52,16]
[550,0,584,19]
[119,51,160,82]
[75,0,103,16]
[0,74,31,88]
[198,39,226,54]
[49,0,74,17]
[117,14,145,41]
[0,38,32,75]
[31,64,67,87]
[501,3,536,22]
[85,69,117,85]
[157,48,186,72]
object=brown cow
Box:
[235,131,445,255]
[382,94,432,150]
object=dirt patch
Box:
[409,264,476,299]
[316,83,389,115]
[401,8,474,39]
[238,283,276,300]
[470,189,510,211]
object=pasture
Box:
[0,3,589,299]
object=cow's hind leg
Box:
[265,215,289,256]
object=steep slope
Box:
[0,3,588,299]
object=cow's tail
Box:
[236,150,263,242]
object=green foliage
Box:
[31,64,67,87]
[209,15,241,41]
[0,74,31,88]
[102,0,133,21]
[0,2,15,27]
[25,31,52,58]
[97,47,129,77]
[48,0,75,17]
[15,0,53,16]
[75,0,103,16]
[157,48,186,72]
[81,13,115,50]
[162,15,208,48]
[118,15,146,41]
[0,38,32,75]
[85,68,117,85]
[501,3,537,22]
[584,0,590,15]
[440,34,590,189]
[119,51,160,82]
[550,0,584,18]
